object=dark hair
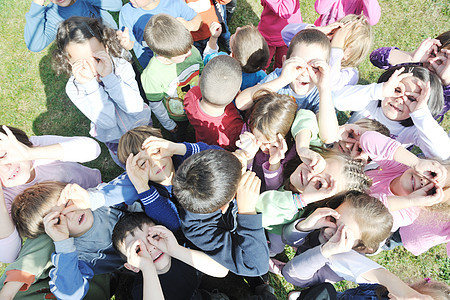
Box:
[201,55,242,105]
[436,30,450,51]
[286,29,331,61]
[52,16,125,76]
[144,14,193,58]
[0,126,33,147]
[112,212,156,258]
[11,182,67,239]
[173,150,242,214]
[232,25,270,73]
[377,65,444,126]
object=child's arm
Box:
[24,1,58,52]
[148,226,229,277]
[0,282,23,300]
[0,184,19,261]
[235,57,308,110]
[176,14,202,32]
[203,22,222,60]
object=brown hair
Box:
[337,14,373,68]
[144,14,193,58]
[354,118,390,137]
[232,25,270,73]
[52,16,125,76]
[410,279,450,300]
[247,90,297,140]
[200,55,242,106]
[11,182,67,239]
[436,30,450,51]
[286,28,331,61]
[0,126,33,147]
[117,126,163,164]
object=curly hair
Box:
[52,16,126,76]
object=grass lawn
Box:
[0,0,449,299]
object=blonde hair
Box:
[338,14,373,68]
[232,25,270,73]
[354,118,390,137]
[410,279,450,300]
[117,126,163,164]
[11,182,67,239]
[248,90,297,140]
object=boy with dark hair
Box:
[112,212,229,299]
[141,14,204,140]
[184,55,244,151]
[118,0,202,69]
[173,150,270,276]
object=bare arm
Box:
[177,14,202,31]
[0,281,24,300]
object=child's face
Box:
[51,201,94,238]
[252,129,277,154]
[66,37,107,77]
[381,76,423,121]
[121,223,172,274]
[288,43,329,95]
[290,157,346,194]
[318,201,362,244]
[50,0,75,7]
[392,168,431,196]
[0,159,34,187]
[137,155,174,185]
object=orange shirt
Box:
[186,0,230,41]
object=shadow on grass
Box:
[33,45,123,181]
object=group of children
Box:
[0,0,449,299]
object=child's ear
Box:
[124,263,140,273]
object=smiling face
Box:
[121,223,172,274]
[390,168,430,196]
[289,157,346,194]
[288,43,329,95]
[0,160,34,187]
[381,76,423,121]
[137,155,174,185]
[51,201,94,238]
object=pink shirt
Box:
[258,0,302,47]
[184,86,244,151]
[314,0,381,26]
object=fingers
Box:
[43,211,61,228]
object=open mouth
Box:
[155,165,166,175]
[153,252,163,262]
[389,103,402,112]
[8,167,20,180]
[78,214,85,225]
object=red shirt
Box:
[184,86,243,151]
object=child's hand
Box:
[382,67,412,98]
[268,133,288,166]
[297,147,326,175]
[307,59,330,90]
[412,37,441,63]
[232,150,250,173]
[72,59,96,84]
[321,224,356,258]
[429,49,450,85]
[93,50,113,78]
[403,79,430,113]
[209,22,222,39]
[408,182,444,207]
[235,132,261,161]
[43,211,69,242]
[330,20,355,48]
[316,22,341,41]
[280,57,308,86]
[116,27,133,51]
[147,225,179,256]
[141,136,182,159]
[0,125,32,164]
[57,183,91,212]
[302,175,337,204]
[295,207,340,232]
[236,170,261,215]
[125,239,155,273]
[412,159,447,186]
[126,152,150,193]
[32,0,46,6]
[338,124,361,143]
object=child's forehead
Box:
[290,43,329,62]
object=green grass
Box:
[0,0,449,299]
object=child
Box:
[141,14,204,141]
[277,191,434,299]
[313,0,381,26]
[0,125,101,263]
[10,182,126,300]
[235,28,331,113]
[24,0,121,52]
[118,0,201,69]
[335,66,450,160]
[173,150,270,276]
[184,55,244,151]
[257,0,302,70]
[112,212,229,299]
[52,16,152,167]
[370,30,450,122]
[281,15,373,91]
[204,23,270,90]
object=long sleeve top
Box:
[314,0,381,26]
[66,56,151,144]
[24,0,121,52]
[0,135,102,263]
[179,201,270,276]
